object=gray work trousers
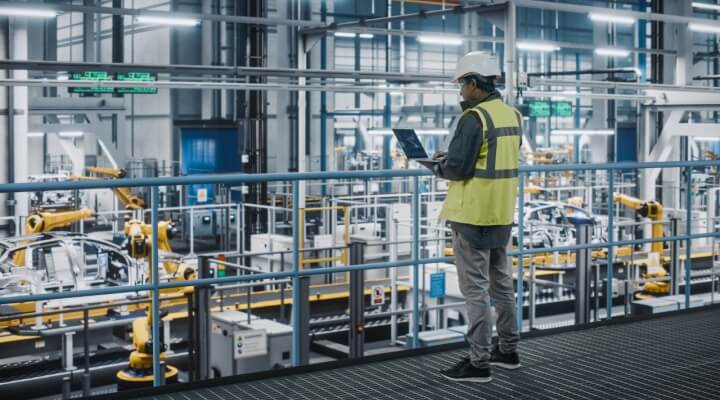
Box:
[452,230,519,368]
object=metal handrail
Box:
[1,160,719,193]
[0,159,718,386]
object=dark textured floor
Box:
[137,309,720,400]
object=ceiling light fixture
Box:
[588,13,636,25]
[417,35,464,46]
[334,32,357,38]
[135,15,200,27]
[692,2,720,12]
[595,47,632,57]
[517,41,560,52]
[0,7,57,18]
[689,22,720,33]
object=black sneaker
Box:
[439,356,492,383]
[489,348,521,369]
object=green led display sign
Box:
[69,86,114,94]
[527,100,573,118]
[116,72,155,82]
[551,101,573,117]
[528,101,551,117]
[71,71,111,81]
[69,71,158,95]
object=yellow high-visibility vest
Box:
[439,98,522,226]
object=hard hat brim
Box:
[450,72,499,84]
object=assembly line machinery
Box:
[0,163,718,399]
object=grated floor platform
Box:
[131,307,720,400]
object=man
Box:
[433,51,522,383]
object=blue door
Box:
[181,127,241,205]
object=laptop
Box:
[392,129,444,169]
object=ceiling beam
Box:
[0,60,449,82]
[0,1,324,28]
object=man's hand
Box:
[433,151,448,159]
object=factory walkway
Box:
[100,305,720,400]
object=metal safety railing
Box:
[1,159,720,387]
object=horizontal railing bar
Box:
[1,160,719,193]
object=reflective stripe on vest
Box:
[472,105,521,180]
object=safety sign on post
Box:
[197,188,208,203]
[371,285,385,306]
[430,272,446,298]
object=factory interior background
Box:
[0,0,719,399]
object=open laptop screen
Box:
[392,129,428,159]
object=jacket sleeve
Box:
[435,113,484,181]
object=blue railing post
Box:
[291,181,302,366]
[411,176,420,348]
[151,186,161,387]
[685,166,693,308]
[516,172,525,333]
[606,171,614,320]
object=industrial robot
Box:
[613,193,668,294]
[116,219,195,390]
[11,208,95,266]
[72,167,145,210]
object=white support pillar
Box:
[12,19,29,217]
[589,19,609,164]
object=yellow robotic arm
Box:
[118,219,191,389]
[123,219,183,276]
[74,167,145,210]
[613,193,668,294]
[86,167,126,179]
[612,193,664,254]
[12,208,95,266]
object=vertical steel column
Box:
[411,176,420,348]
[151,187,161,386]
[685,166,692,308]
[194,256,211,381]
[349,241,365,358]
[575,224,591,325]
[670,218,680,295]
[83,0,95,62]
[574,53,581,163]
[291,181,302,365]
[528,263,535,329]
[82,309,90,396]
[606,170,614,319]
[516,172,525,332]
[297,276,310,365]
[504,1,516,106]
[319,0,327,196]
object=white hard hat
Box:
[452,51,501,82]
